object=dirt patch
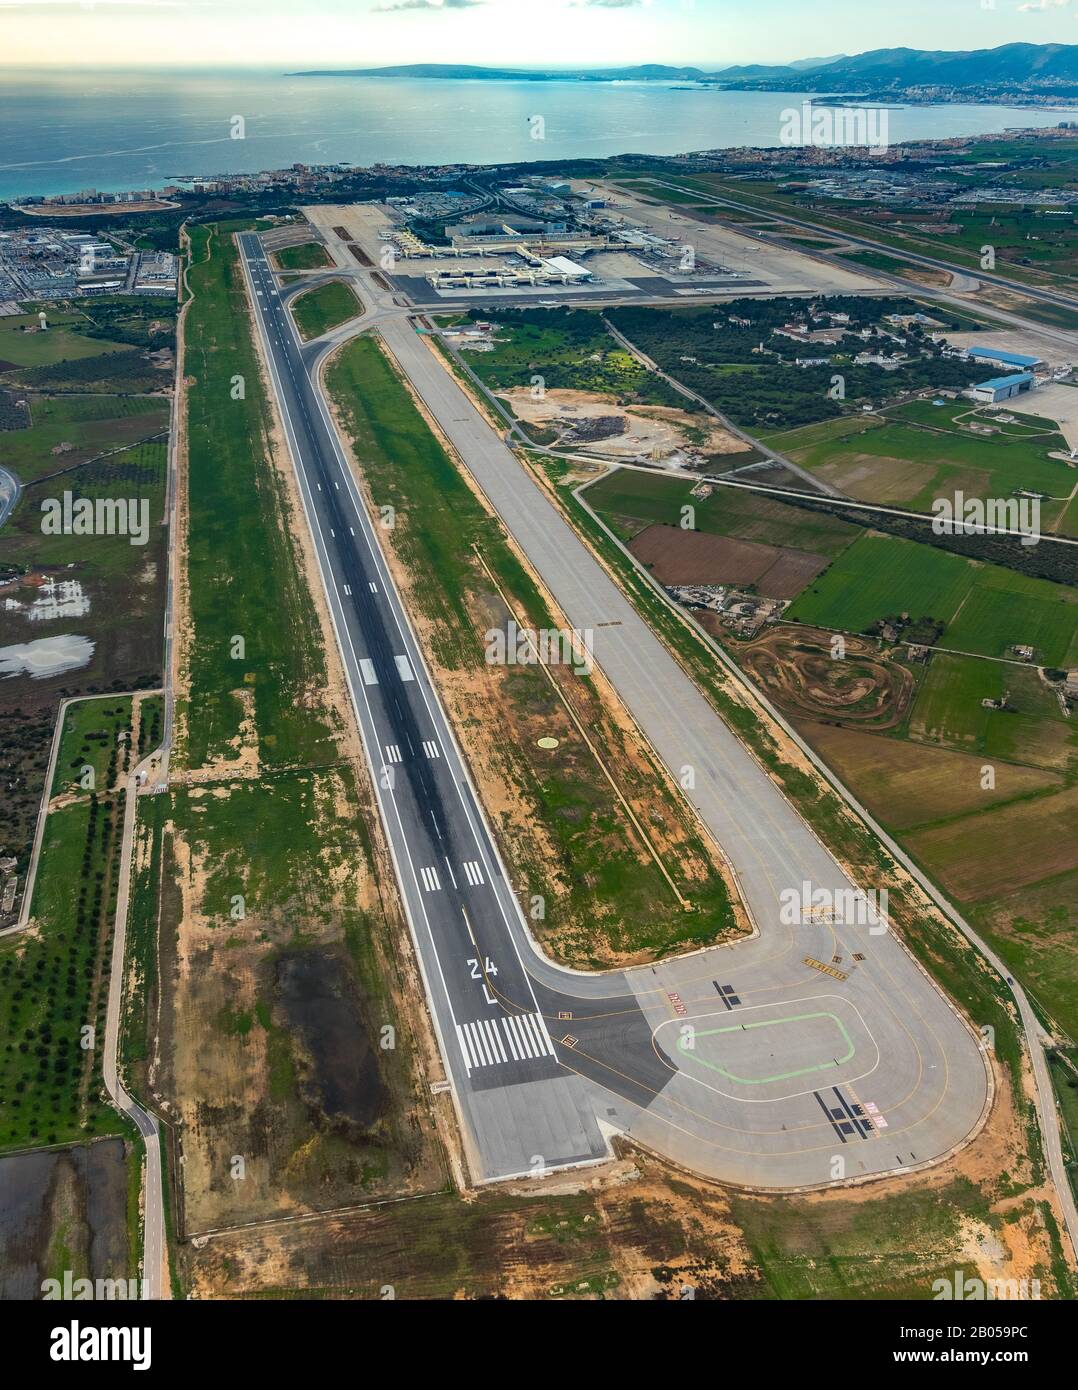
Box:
[738,624,915,728]
[274,946,389,1136]
[503,387,750,463]
[802,452,937,506]
[629,524,827,600]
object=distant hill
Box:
[717,43,1078,91]
[787,54,850,72]
[289,46,1078,94]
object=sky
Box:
[1,0,1076,70]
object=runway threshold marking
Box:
[359,659,378,686]
[456,1013,556,1070]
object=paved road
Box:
[104,760,167,1300]
[239,222,999,1193]
[3,691,170,1296]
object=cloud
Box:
[1016,0,1071,10]
[570,0,650,7]
[0,0,195,7]
[375,0,483,11]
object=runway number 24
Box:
[468,957,498,979]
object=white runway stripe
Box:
[462,860,485,887]
[454,1014,555,1069]
[423,740,441,759]
[467,1021,490,1066]
[501,1017,520,1060]
[359,659,378,686]
[508,1013,533,1058]
[420,865,442,893]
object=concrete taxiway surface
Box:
[240,216,991,1192]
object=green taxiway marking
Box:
[676,1010,855,1084]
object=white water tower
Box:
[38,311,48,330]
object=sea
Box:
[1,66,1076,202]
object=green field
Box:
[180,223,339,769]
[0,393,168,485]
[0,313,129,369]
[274,241,332,271]
[784,400,1074,524]
[449,307,685,409]
[290,280,361,340]
[51,697,134,799]
[585,467,859,558]
[788,532,1078,665]
[0,701,135,1150]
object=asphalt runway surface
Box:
[239,227,991,1190]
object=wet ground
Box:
[0,1138,131,1299]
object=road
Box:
[104,757,167,1300]
[238,223,999,1195]
[3,691,171,1297]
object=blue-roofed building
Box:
[965,345,1043,371]
[971,372,1034,404]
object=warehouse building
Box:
[964,345,1044,372]
[971,372,1035,404]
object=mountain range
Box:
[290,44,1078,94]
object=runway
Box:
[238,228,992,1190]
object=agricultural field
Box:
[327,336,743,967]
[804,721,1062,833]
[289,279,362,340]
[585,467,860,557]
[788,531,1078,666]
[273,241,332,271]
[909,654,1078,772]
[50,696,134,798]
[774,399,1077,530]
[0,311,128,368]
[973,872,1078,1043]
[0,394,168,487]
[628,523,827,599]
[0,696,136,1151]
[906,784,1078,902]
[0,299,175,396]
[0,295,172,928]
